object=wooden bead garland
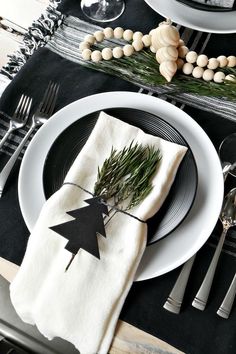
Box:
[80,21,236,85]
[184,51,236,83]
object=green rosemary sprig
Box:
[94,142,161,210]
[82,46,236,101]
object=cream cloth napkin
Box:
[10,112,187,354]
[190,0,234,7]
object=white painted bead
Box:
[123,29,133,41]
[150,46,157,53]
[160,60,177,82]
[213,71,225,83]
[91,50,102,62]
[203,69,214,81]
[79,41,90,51]
[84,34,95,45]
[149,29,156,36]
[207,58,219,70]
[142,34,152,47]
[133,31,143,41]
[112,46,124,59]
[178,39,185,47]
[104,27,114,39]
[196,54,208,68]
[182,62,194,75]
[227,55,236,68]
[82,48,92,60]
[156,46,178,64]
[114,27,124,39]
[151,22,180,50]
[225,74,236,82]
[192,66,204,79]
[217,55,228,68]
[123,44,134,56]
[132,39,144,51]
[186,51,198,64]
[101,47,113,60]
[178,45,189,58]
[176,58,184,70]
[94,30,105,42]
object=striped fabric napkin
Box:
[191,0,235,7]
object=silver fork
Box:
[0,95,32,150]
[0,82,59,198]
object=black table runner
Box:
[0,1,236,353]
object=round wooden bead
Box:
[114,27,124,39]
[203,69,214,81]
[182,62,194,75]
[91,50,102,62]
[79,41,90,51]
[104,27,114,39]
[192,66,204,79]
[207,58,219,70]
[177,39,185,47]
[113,46,124,58]
[123,29,133,41]
[84,34,96,45]
[185,51,198,64]
[133,31,143,41]
[142,34,152,47]
[150,46,157,53]
[123,44,134,56]
[178,45,189,58]
[227,55,236,68]
[213,71,225,83]
[225,74,236,82]
[94,30,105,42]
[82,49,92,60]
[176,58,184,70]
[101,47,113,60]
[196,54,208,68]
[132,39,144,51]
[217,55,228,68]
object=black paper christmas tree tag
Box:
[50,197,109,270]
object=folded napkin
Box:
[183,0,235,8]
[10,112,187,354]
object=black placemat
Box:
[0,1,235,354]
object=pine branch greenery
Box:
[94,142,161,210]
[83,46,236,101]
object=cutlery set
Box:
[164,186,236,319]
[0,82,59,197]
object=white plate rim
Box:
[144,0,236,33]
[18,91,224,281]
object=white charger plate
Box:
[144,0,236,33]
[18,92,224,281]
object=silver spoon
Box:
[192,187,236,311]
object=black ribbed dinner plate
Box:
[176,0,236,11]
[43,108,198,245]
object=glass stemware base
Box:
[219,133,236,178]
[81,0,125,23]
